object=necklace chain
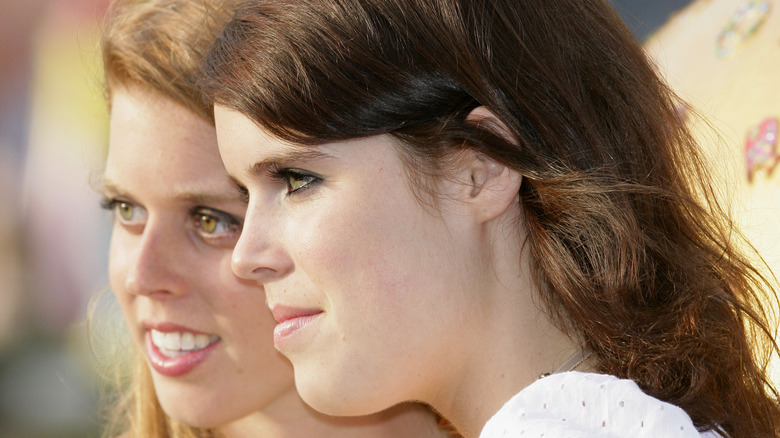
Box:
[538,347,592,379]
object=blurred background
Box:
[1,0,111,437]
[1,0,777,437]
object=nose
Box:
[231,203,293,285]
[123,218,187,299]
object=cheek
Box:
[213,255,266,312]
[291,197,422,312]
[107,232,131,302]
[106,235,142,346]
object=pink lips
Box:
[143,322,220,377]
[270,306,323,347]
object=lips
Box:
[143,323,221,377]
[271,306,323,324]
[270,306,323,347]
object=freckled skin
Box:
[105,87,294,428]
[216,104,578,436]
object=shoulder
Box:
[480,372,711,438]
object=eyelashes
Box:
[235,185,249,204]
[100,197,243,243]
[227,163,324,206]
[101,198,147,224]
[267,164,322,195]
[190,207,242,239]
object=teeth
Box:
[164,332,180,350]
[151,329,165,347]
[195,334,211,349]
[150,329,219,357]
[181,332,194,350]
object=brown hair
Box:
[100,0,236,436]
[201,0,780,436]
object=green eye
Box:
[100,198,146,226]
[192,208,241,240]
[270,167,321,195]
[118,202,134,221]
[283,171,318,193]
[199,214,218,234]
[288,175,308,191]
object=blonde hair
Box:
[102,0,236,122]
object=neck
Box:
[428,237,581,438]
[440,317,579,438]
[219,391,446,438]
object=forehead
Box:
[104,88,228,195]
[213,104,324,167]
[213,104,431,192]
[213,104,263,142]
[109,86,215,147]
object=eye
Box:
[288,173,315,192]
[198,214,219,234]
[271,167,321,195]
[101,198,147,225]
[191,208,242,241]
[117,202,134,221]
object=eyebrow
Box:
[247,147,333,177]
[101,177,244,204]
[100,178,125,197]
[172,190,244,205]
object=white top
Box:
[480,372,722,437]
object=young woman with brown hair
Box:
[98,0,454,436]
[202,0,780,436]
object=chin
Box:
[295,368,388,417]
[154,384,232,429]
[159,401,228,429]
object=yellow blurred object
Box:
[646,0,780,386]
[0,1,108,436]
[22,2,109,334]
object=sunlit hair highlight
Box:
[102,0,235,123]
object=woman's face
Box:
[103,88,295,427]
[214,106,497,416]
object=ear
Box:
[463,150,523,223]
[466,106,517,145]
[463,107,523,223]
